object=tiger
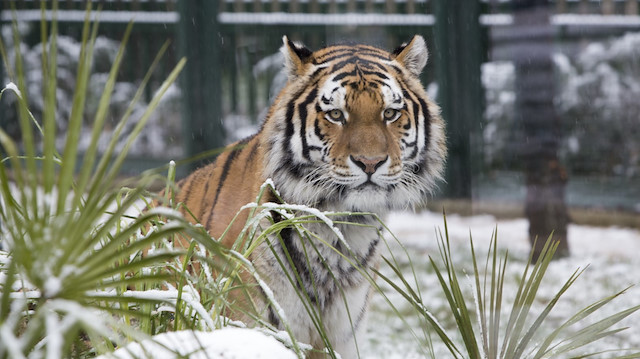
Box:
[169,35,446,358]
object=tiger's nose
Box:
[350,155,388,175]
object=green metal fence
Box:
[1,0,640,203]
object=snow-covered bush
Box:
[482,32,640,178]
[555,32,640,177]
[1,24,183,158]
[481,61,518,168]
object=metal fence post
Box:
[433,0,483,200]
[177,0,225,171]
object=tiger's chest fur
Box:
[170,35,446,358]
[252,219,381,355]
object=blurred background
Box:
[1,0,639,256]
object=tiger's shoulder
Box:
[172,134,268,243]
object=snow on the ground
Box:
[97,328,297,359]
[362,210,640,359]
[386,210,640,261]
[87,209,640,359]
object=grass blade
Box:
[547,305,640,357]
[103,57,187,185]
[41,0,58,196]
[534,286,633,357]
[56,2,97,214]
[72,20,135,210]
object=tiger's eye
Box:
[328,109,343,121]
[383,109,398,121]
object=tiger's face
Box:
[264,36,446,213]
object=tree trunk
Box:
[512,1,570,261]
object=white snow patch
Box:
[98,329,297,359]
[385,210,640,261]
[3,82,21,98]
[146,207,185,219]
[43,277,62,298]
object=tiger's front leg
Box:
[251,221,379,359]
[320,282,373,359]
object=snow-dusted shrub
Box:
[482,32,640,178]
[481,61,518,168]
[555,32,640,177]
[1,24,183,158]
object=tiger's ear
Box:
[392,35,428,77]
[281,36,313,78]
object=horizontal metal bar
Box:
[0,10,178,24]
[218,12,435,25]
[552,13,640,27]
[3,10,640,29]
[482,13,640,27]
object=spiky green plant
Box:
[0,3,238,358]
[375,214,640,359]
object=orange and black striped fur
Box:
[171,35,446,358]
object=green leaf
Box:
[57,2,97,215]
[72,20,135,210]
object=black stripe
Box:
[418,96,431,155]
[402,138,417,147]
[280,227,311,293]
[315,51,355,65]
[210,148,241,211]
[245,140,259,165]
[284,101,296,143]
[352,288,373,332]
[309,66,327,80]
[314,48,353,62]
[314,116,325,141]
[298,87,319,161]
[404,86,429,160]
[343,237,380,277]
[331,58,359,72]
[332,68,389,83]
[408,100,420,159]
[354,50,391,61]
[361,69,389,80]
[198,177,211,220]
[239,141,260,182]
[332,70,354,82]
[398,82,422,157]
[257,286,282,328]
[282,87,309,165]
[275,161,311,180]
[320,96,332,105]
[181,172,197,203]
[390,64,403,75]
[359,238,380,268]
[366,61,390,72]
